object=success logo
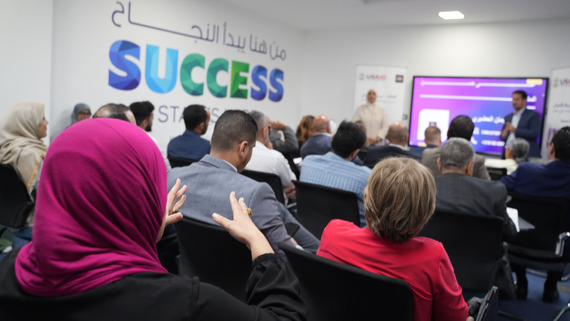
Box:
[108,40,284,101]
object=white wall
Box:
[0,0,53,140]
[300,19,570,126]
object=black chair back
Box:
[168,157,196,168]
[174,217,251,302]
[0,164,34,229]
[419,211,505,291]
[486,167,507,181]
[279,243,414,321]
[241,169,285,204]
[293,180,360,239]
[507,192,569,253]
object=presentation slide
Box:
[409,76,548,155]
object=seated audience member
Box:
[300,114,331,159]
[364,122,420,167]
[410,125,441,155]
[268,117,299,157]
[246,111,297,199]
[300,121,371,227]
[0,118,306,320]
[435,138,517,239]
[93,103,136,124]
[167,104,210,162]
[168,110,319,254]
[485,138,529,175]
[317,158,469,321]
[129,101,155,133]
[296,115,314,150]
[70,103,91,125]
[0,102,48,240]
[422,115,490,180]
[499,126,570,302]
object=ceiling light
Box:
[438,11,464,20]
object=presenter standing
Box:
[353,89,388,146]
[500,90,541,158]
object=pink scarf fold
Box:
[15,118,168,297]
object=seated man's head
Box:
[364,158,436,243]
[331,121,366,161]
[93,103,136,124]
[312,114,331,134]
[129,101,155,132]
[447,115,474,141]
[550,126,570,163]
[183,104,210,135]
[210,110,258,172]
[437,138,475,176]
[424,125,442,147]
[506,138,529,163]
[386,122,409,147]
[249,110,270,144]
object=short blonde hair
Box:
[364,158,436,243]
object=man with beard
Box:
[130,101,155,132]
[167,104,211,162]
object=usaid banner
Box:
[50,0,304,156]
[353,65,407,125]
[542,67,570,159]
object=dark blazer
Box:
[435,173,517,239]
[364,145,420,168]
[499,160,570,200]
[300,134,331,159]
[502,109,541,158]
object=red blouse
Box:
[317,219,469,321]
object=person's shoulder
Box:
[411,236,446,256]
[322,219,360,237]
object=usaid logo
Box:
[358,73,387,81]
[553,77,570,88]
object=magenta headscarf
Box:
[15,118,168,296]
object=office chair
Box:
[293,180,360,239]
[0,164,34,229]
[168,156,196,168]
[241,169,285,204]
[174,217,251,302]
[505,192,570,321]
[279,243,414,321]
[419,211,508,299]
[486,167,508,181]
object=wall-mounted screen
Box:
[409,76,548,156]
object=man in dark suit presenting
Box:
[501,90,541,158]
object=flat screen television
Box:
[408,76,549,156]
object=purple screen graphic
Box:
[409,76,548,156]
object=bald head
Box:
[386,122,408,146]
[93,103,136,124]
[312,114,330,133]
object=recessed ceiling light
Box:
[438,11,464,20]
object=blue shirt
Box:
[167,130,210,161]
[300,152,372,226]
[499,160,570,200]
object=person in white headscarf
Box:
[0,102,48,234]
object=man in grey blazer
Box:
[434,138,517,239]
[168,110,319,255]
[422,115,490,180]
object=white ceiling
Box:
[217,0,570,30]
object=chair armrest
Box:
[555,232,570,257]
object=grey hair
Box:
[507,138,529,163]
[249,110,267,133]
[440,137,475,170]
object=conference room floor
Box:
[500,270,570,321]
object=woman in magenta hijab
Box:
[0,118,306,321]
